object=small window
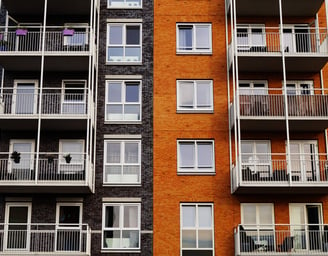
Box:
[181,203,214,256]
[102,203,140,250]
[104,140,141,184]
[177,24,212,53]
[105,80,141,121]
[108,0,142,8]
[177,80,213,112]
[107,23,142,63]
[178,140,215,174]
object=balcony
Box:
[235,224,328,256]
[0,87,90,130]
[0,223,90,255]
[231,89,328,131]
[0,152,93,193]
[231,153,328,194]
[230,28,328,72]
[0,26,91,71]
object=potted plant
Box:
[64,154,72,163]
[11,151,21,163]
[47,155,55,164]
[63,28,74,36]
[16,27,28,36]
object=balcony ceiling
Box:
[236,0,324,17]
[3,0,92,16]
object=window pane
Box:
[126,26,140,45]
[179,82,194,107]
[198,230,213,248]
[195,26,210,49]
[124,143,138,163]
[107,105,123,120]
[103,230,121,248]
[108,47,124,59]
[59,206,80,224]
[197,142,213,167]
[179,143,195,167]
[182,206,196,227]
[179,27,192,50]
[105,206,120,228]
[124,105,140,120]
[108,83,122,102]
[124,206,138,228]
[196,82,212,107]
[125,47,141,59]
[125,83,139,102]
[109,26,123,44]
[122,230,139,248]
[198,206,212,228]
[243,205,256,225]
[107,143,121,163]
[182,230,196,248]
[258,205,273,225]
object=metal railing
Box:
[235,224,328,255]
[234,153,328,184]
[235,27,328,54]
[0,87,88,116]
[0,26,90,53]
[0,223,90,254]
[238,88,328,118]
[0,152,89,183]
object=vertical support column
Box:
[279,0,291,183]
[35,0,48,183]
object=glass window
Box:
[108,0,142,8]
[181,204,214,256]
[177,24,212,53]
[102,203,140,250]
[177,80,213,112]
[236,25,265,51]
[238,80,268,95]
[104,140,141,184]
[178,140,215,174]
[106,80,141,121]
[107,24,142,62]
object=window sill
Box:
[101,250,141,254]
[177,172,216,176]
[104,120,142,125]
[108,7,143,9]
[103,183,142,187]
[106,62,143,66]
[176,51,212,55]
[177,110,214,114]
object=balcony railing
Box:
[237,88,328,118]
[0,87,88,116]
[235,27,328,55]
[0,152,90,183]
[0,223,90,254]
[233,153,328,184]
[235,224,328,255]
[0,26,90,53]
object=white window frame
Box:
[284,80,314,95]
[105,80,142,122]
[61,80,87,114]
[180,203,214,256]
[176,80,213,113]
[58,140,85,174]
[8,139,35,173]
[103,140,141,185]
[4,202,32,251]
[13,80,38,115]
[107,23,142,63]
[108,0,142,9]
[63,23,89,46]
[102,203,141,250]
[176,23,212,54]
[236,24,266,51]
[238,80,268,95]
[177,140,215,174]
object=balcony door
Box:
[13,80,38,115]
[59,140,84,174]
[289,204,322,251]
[9,140,35,180]
[4,203,31,251]
[61,80,86,114]
[283,25,311,53]
[56,203,82,251]
[288,140,319,182]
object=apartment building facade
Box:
[0,0,153,255]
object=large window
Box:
[102,203,140,250]
[107,23,142,63]
[108,0,142,8]
[177,24,212,53]
[181,203,214,256]
[177,80,213,112]
[104,140,141,184]
[106,80,141,121]
[177,140,215,174]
